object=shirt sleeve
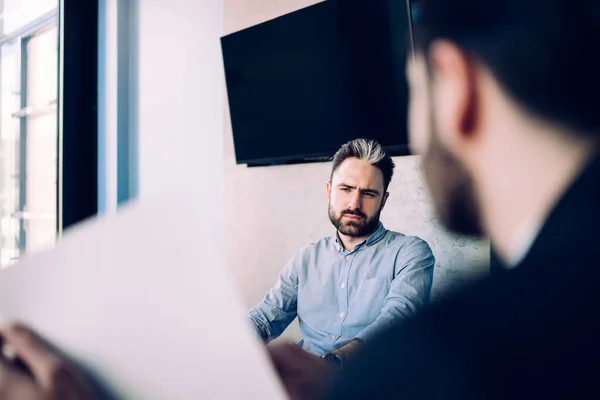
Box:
[355,237,435,342]
[248,251,302,341]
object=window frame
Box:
[0,6,59,263]
[58,0,99,232]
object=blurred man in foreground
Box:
[269,0,600,398]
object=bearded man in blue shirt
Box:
[248,138,435,367]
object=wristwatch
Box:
[322,353,344,369]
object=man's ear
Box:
[428,40,479,150]
[381,192,390,210]
[326,181,332,202]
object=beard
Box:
[422,117,483,236]
[328,204,382,238]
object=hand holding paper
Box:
[0,323,92,399]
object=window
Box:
[0,1,58,267]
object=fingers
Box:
[0,323,93,400]
[0,323,64,392]
[267,342,303,357]
[266,343,290,373]
[266,342,330,400]
[267,342,303,372]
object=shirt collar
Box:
[334,223,387,252]
[513,152,600,270]
[505,215,544,268]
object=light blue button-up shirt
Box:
[248,224,435,355]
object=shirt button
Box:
[341,283,346,289]
[339,312,345,318]
[331,335,336,340]
[346,256,351,260]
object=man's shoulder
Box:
[381,230,432,252]
[295,236,335,256]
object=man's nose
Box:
[348,191,362,209]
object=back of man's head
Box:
[414,0,600,136]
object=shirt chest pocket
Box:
[357,276,392,290]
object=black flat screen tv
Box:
[221,0,414,166]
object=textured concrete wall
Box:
[223,0,489,341]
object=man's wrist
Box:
[321,353,345,370]
[331,339,363,362]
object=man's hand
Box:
[267,342,337,400]
[0,323,93,399]
[330,338,363,364]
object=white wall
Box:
[137,1,223,200]
[223,0,490,342]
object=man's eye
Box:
[340,188,351,192]
[365,193,375,198]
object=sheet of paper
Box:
[0,198,285,399]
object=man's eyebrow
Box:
[361,188,381,195]
[337,183,381,195]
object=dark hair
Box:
[330,139,395,191]
[413,0,600,135]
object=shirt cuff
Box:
[249,317,270,341]
[355,325,380,343]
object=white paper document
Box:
[0,199,286,399]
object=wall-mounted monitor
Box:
[221,0,415,166]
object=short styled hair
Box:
[413,0,600,136]
[330,139,395,191]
